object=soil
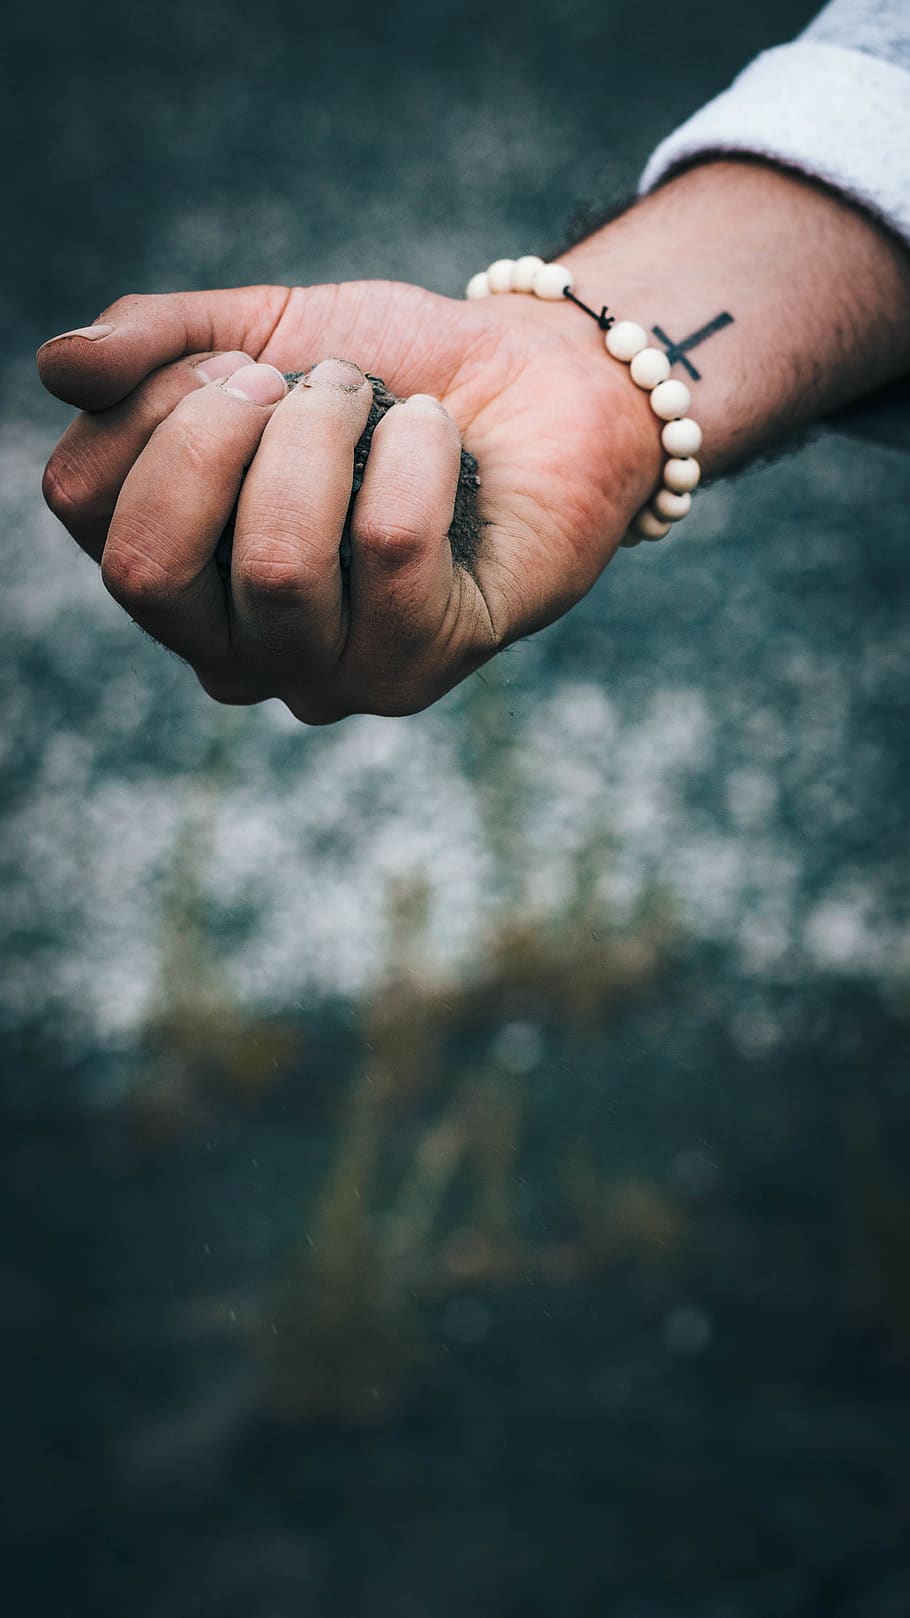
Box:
[215,375,484,580]
[284,372,484,570]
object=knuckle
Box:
[351,513,427,570]
[234,543,311,603]
[161,414,222,476]
[101,539,174,607]
[100,292,144,323]
[195,670,258,707]
[41,451,97,529]
[284,696,349,726]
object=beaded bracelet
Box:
[465,256,703,548]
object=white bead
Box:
[631,508,672,540]
[652,488,692,522]
[465,271,491,300]
[629,347,671,389]
[487,258,517,293]
[511,255,546,292]
[649,379,692,421]
[661,416,703,457]
[605,321,648,362]
[663,457,701,494]
[533,262,575,300]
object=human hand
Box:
[38,278,659,720]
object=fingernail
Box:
[222,363,287,405]
[305,358,366,390]
[194,350,255,382]
[41,322,114,346]
[401,393,458,427]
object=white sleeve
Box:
[638,0,910,250]
[637,0,910,448]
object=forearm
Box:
[558,158,910,477]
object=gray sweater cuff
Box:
[639,41,910,249]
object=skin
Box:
[37,159,910,723]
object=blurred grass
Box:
[132,707,681,1428]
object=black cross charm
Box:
[652,313,734,381]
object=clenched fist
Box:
[38,278,658,721]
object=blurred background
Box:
[4,1,910,1614]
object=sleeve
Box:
[637,0,910,449]
[639,0,910,249]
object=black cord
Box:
[562,288,615,331]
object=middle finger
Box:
[231,359,374,672]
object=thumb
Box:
[36,285,293,410]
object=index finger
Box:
[36,285,292,411]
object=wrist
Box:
[466,258,701,546]
[561,158,910,476]
[559,223,737,482]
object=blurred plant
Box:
[132,682,685,1428]
[263,857,680,1425]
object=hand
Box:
[38,279,659,721]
